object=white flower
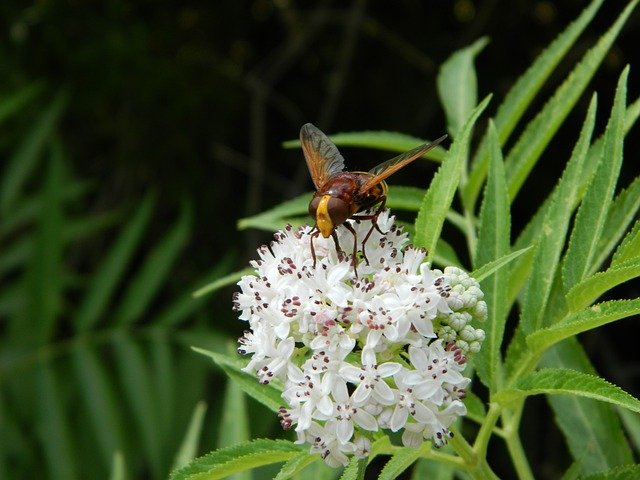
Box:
[233,212,486,466]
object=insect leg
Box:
[310,227,320,268]
[352,196,387,265]
[343,222,359,277]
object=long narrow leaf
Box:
[170,439,305,480]
[612,219,640,266]
[37,364,78,480]
[473,122,510,390]
[75,193,155,331]
[73,344,126,469]
[565,261,640,311]
[0,90,67,215]
[495,368,640,414]
[519,95,596,334]
[114,201,192,326]
[504,3,636,201]
[526,299,640,353]
[563,67,628,290]
[541,339,633,473]
[172,401,208,470]
[437,37,488,138]
[0,81,44,123]
[414,95,491,261]
[113,335,163,478]
[463,0,605,208]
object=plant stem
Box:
[449,427,500,480]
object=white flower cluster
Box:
[233,211,486,467]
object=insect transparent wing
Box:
[300,123,346,190]
[359,134,448,193]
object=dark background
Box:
[1,1,638,478]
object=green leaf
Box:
[218,380,250,450]
[109,452,126,480]
[563,67,629,290]
[0,81,44,124]
[612,219,640,266]
[541,340,633,474]
[519,94,596,333]
[193,268,254,298]
[495,369,640,414]
[565,259,640,311]
[193,348,283,413]
[473,122,510,390]
[37,364,78,480]
[75,193,155,331]
[23,145,65,344]
[504,4,636,202]
[583,465,640,480]
[283,130,447,163]
[173,401,208,470]
[170,439,305,480]
[339,457,366,480]
[509,94,640,307]
[470,247,531,283]
[274,453,321,480]
[593,174,640,271]
[73,344,126,468]
[113,334,163,478]
[0,90,67,215]
[114,201,192,326]
[437,37,488,138]
[378,447,424,480]
[463,0,605,209]
[526,299,640,354]
[414,95,491,262]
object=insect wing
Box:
[300,123,346,190]
[359,134,448,193]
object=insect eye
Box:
[309,197,320,217]
[327,197,349,226]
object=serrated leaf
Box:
[473,122,510,389]
[415,95,491,261]
[193,348,283,413]
[463,0,605,209]
[170,439,305,480]
[173,402,208,470]
[563,67,629,290]
[541,340,633,474]
[114,201,192,326]
[519,95,596,334]
[339,457,366,480]
[274,452,320,480]
[438,37,488,138]
[495,369,640,414]
[526,299,640,354]
[504,5,636,202]
[566,259,640,311]
[592,174,640,271]
[470,247,531,283]
[378,447,424,480]
[583,465,640,480]
[612,219,640,266]
[75,193,155,331]
[509,94,640,307]
[283,131,446,163]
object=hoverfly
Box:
[300,123,447,274]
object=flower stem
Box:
[449,427,500,480]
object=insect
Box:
[300,123,447,273]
